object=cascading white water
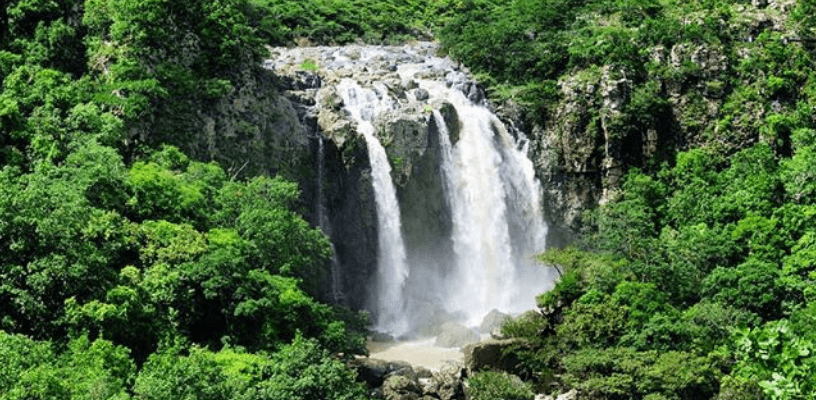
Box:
[273,44,555,338]
[428,83,546,326]
[337,79,410,336]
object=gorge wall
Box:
[522,0,797,236]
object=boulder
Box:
[415,367,433,379]
[429,362,465,400]
[352,358,414,387]
[463,339,520,373]
[383,375,420,400]
[478,309,511,333]
[434,322,480,348]
[413,88,430,101]
[409,301,455,338]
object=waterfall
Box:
[428,84,545,326]
[337,79,410,336]
[274,43,555,337]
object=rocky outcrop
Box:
[352,358,466,400]
[434,323,481,348]
[352,358,415,388]
[523,0,796,235]
[478,309,511,333]
[462,339,520,373]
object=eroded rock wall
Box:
[522,0,797,237]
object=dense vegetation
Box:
[5,0,816,399]
[0,0,371,398]
[437,0,816,399]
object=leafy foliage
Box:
[467,371,535,400]
[1,0,370,396]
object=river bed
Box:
[366,337,464,371]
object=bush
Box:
[467,371,535,400]
[244,335,368,400]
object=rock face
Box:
[523,0,795,236]
[140,64,314,188]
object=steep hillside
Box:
[437,0,816,398]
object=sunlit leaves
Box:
[729,320,816,400]
[0,332,134,400]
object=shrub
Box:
[467,371,535,400]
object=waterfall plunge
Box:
[315,44,554,336]
[430,83,549,327]
[337,79,411,336]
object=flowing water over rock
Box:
[268,43,557,338]
[336,79,411,335]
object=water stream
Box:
[337,79,411,336]
[273,44,555,340]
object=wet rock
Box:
[434,322,480,348]
[280,71,321,90]
[410,302,456,337]
[346,46,362,60]
[383,375,420,400]
[372,110,431,186]
[384,79,407,99]
[467,84,485,105]
[283,90,316,106]
[352,358,415,387]
[463,339,520,373]
[437,102,461,145]
[478,309,512,333]
[414,88,430,101]
[431,362,465,400]
[388,364,418,381]
[371,331,396,342]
